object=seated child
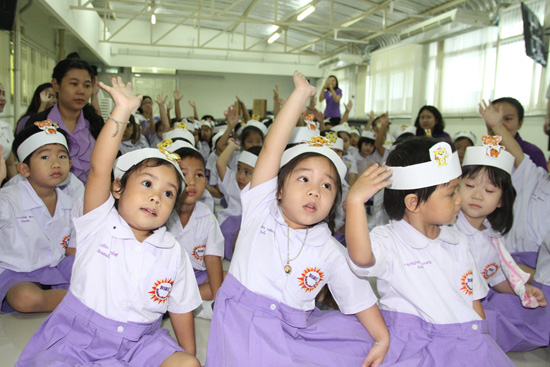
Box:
[356,130,384,175]
[207,72,389,367]
[119,115,149,155]
[453,129,476,164]
[199,120,214,161]
[331,123,358,186]
[164,139,225,319]
[17,78,201,367]
[346,137,514,366]
[0,121,74,313]
[216,139,260,260]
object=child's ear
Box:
[404,193,420,213]
[16,162,30,178]
[112,178,122,199]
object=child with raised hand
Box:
[206,71,389,367]
[0,121,73,314]
[454,125,549,352]
[17,77,201,367]
[162,139,225,319]
[346,137,514,366]
[216,138,260,260]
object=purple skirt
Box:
[0,255,74,313]
[380,310,514,367]
[511,251,539,269]
[334,232,346,246]
[483,287,550,352]
[194,268,208,286]
[220,215,241,261]
[206,273,374,367]
[16,291,183,366]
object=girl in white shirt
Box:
[206,72,389,367]
[17,77,201,367]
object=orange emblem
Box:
[298,267,324,293]
[148,278,174,304]
[460,270,473,296]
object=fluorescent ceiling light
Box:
[297,6,315,21]
[267,32,280,44]
[151,14,156,24]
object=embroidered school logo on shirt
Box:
[482,263,499,280]
[148,278,174,304]
[298,267,324,293]
[60,235,70,249]
[460,270,474,296]
[192,244,206,261]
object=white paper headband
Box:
[238,150,258,168]
[113,147,185,185]
[387,142,462,190]
[462,136,514,175]
[162,128,195,145]
[17,120,69,162]
[243,120,268,137]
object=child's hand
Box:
[40,89,54,106]
[369,110,375,122]
[228,138,240,149]
[99,77,142,113]
[479,100,503,130]
[379,112,389,128]
[188,100,196,108]
[155,94,167,105]
[293,71,316,98]
[345,99,354,112]
[224,105,239,128]
[0,146,6,182]
[278,97,286,107]
[362,342,388,367]
[166,101,174,110]
[525,284,548,307]
[173,90,183,101]
[348,164,392,204]
[273,85,279,99]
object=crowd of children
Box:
[1,59,549,367]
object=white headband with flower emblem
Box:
[17,120,69,162]
[462,136,514,175]
[113,147,185,185]
[387,142,461,190]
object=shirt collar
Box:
[49,103,86,135]
[391,219,460,249]
[455,211,501,239]
[20,180,73,212]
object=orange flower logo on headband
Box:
[34,120,59,135]
[307,136,332,147]
[175,122,188,130]
[157,139,181,162]
[482,136,504,159]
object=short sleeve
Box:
[166,245,202,314]
[346,227,392,280]
[73,195,115,248]
[240,177,277,227]
[204,214,225,258]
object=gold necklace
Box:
[284,225,308,275]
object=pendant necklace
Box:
[284,225,308,275]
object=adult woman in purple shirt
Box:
[17,58,104,184]
[318,75,342,125]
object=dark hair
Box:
[201,115,214,121]
[461,165,515,235]
[492,97,524,122]
[137,96,152,115]
[127,115,140,143]
[246,145,262,156]
[20,83,53,120]
[13,123,69,165]
[240,126,265,145]
[414,105,445,137]
[358,137,375,151]
[115,158,184,212]
[326,75,340,90]
[65,52,81,59]
[276,152,342,234]
[199,123,213,145]
[383,137,455,220]
[454,136,474,147]
[50,58,104,140]
[393,133,415,146]
[173,146,205,170]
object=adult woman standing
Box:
[414,105,450,139]
[318,75,342,124]
[19,58,103,184]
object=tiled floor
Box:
[1,310,549,366]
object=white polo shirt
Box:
[5,173,84,204]
[505,155,550,253]
[70,195,201,323]
[199,141,210,161]
[347,220,488,324]
[454,212,507,288]
[228,178,377,314]
[534,233,550,286]
[166,201,224,271]
[0,181,72,276]
[205,151,219,186]
[0,120,13,161]
[217,168,243,225]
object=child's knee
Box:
[160,351,200,367]
[6,283,44,312]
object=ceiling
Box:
[71,0,513,59]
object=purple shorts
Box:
[206,273,374,366]
[16,291,184,366]
[220,215,241,260]
[380,310,514,366]
[0,255,74,313]
[511,251,538,268]
[194,268,208,286]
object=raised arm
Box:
[166,101,173,123]
[365,110,375,132]
[85,77,142,214]
[318,81,327,103]
[251,71,315,189]
[273,85,281,117]
[188,100,198,120]
[374,113,389,156]
[236,96,250,123]
[216,138,239,181]
[156,94,170,136]
[174,90,183,121]
[91,76,102,116]
[217,105,240,153]
[345,164,392,266]
[479,100,524,167]
[341,100,353,124]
